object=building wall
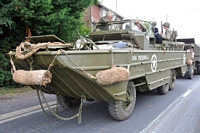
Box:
[83,4,123,30]
[92,5,101,23]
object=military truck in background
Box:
[9,19,188,123]
[177,38,200,79]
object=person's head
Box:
[106,11,115,20]
[162,22,170,29]
[151,21,157,27]
[190,47,194,52]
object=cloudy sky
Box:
[102,0,200,44]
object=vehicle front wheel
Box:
[108,81,136,121]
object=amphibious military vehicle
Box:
[9,19,187,122]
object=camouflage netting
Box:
[95,67,130,86]
[12,70,52,86]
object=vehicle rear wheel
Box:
[194,63,198,75]
[157,83,169,95]
[108,81,136,121]
[188,65,194,79]
[197,64,200,75]
[58,95,81,110]
[169,70,176,90]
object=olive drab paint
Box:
[9,19,189,122]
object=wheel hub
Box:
[122,89,133,111]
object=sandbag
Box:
[95,67,130,86]
[13,70,52,86]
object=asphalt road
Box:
[0,75,200,133]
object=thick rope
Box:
[109,48,114,67]
[37,89,86,124]
[47,50,61,71]
[61,49,131,83]
[128,50,132,64]
[60,50,96,79]
[15,42,50,60]
[8,51,16,75]
[110,48,130,71]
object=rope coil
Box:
[15,41,50,60]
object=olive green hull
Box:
[11,49,187,102]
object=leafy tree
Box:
[0,0,99,88]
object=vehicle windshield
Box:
[95,21,147,31]
[94,20,153,35]
[95,21,132,31]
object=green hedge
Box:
[0,0,99,88]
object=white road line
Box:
[0,101,56,124]
[141,78,200,133]
[182,90,192,97]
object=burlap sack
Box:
[13,70,52,86]
[95,67,130,86]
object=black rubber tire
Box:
[108,81,136,121]
[157,83,169,95]
[169,70,176,90]
[194,63,198,75]
[197,65,200,75]
[58,95,81,110]
[188,65,193,79]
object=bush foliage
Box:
[0,0,99,88]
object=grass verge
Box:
[0,86,32,96]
